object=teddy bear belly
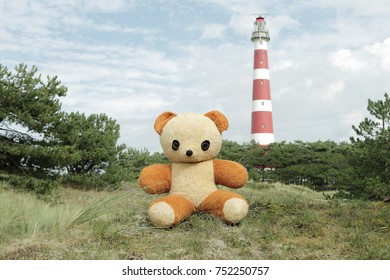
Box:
[170,161,217,207]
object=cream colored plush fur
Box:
[171,161,217,207]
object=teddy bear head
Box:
[154,110,229,163]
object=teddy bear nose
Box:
[186,150,193,157]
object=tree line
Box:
[219,139,389,200]
[1,64,389,200]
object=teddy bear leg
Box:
[148,194,196,227]
[199,190,248,224]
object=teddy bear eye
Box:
[172,140,180,151]
[201,140,210,151]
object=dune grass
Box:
[0,180,389,260]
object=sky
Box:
[1,0,390,152]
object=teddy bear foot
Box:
[223,197,249,224]
[148,194,196,227]
[148,202,175,227]
[199,190,248,224]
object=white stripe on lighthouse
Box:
[252,100,273,112]
[251,133,275,146]
[253,40,268,51]
[253,68,270,80]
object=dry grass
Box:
[0,181,389,260]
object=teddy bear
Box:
[138,110,249,227]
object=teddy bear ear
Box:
[154,112,177,135]
[204,110,229,133]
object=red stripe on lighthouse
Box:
[252,79,271,100]
[254,49,269,69]
[251,111,274,133]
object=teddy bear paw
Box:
[148,202,175,227]
[223,198,249,224]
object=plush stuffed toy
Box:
[138,110,248,227]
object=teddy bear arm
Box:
[139,164,172,194]
[213,159,248,188]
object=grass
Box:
[0,180,389,260]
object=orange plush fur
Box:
[139,110,248,227]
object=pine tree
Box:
[0,64,71,176]
[1,64,127,192]
[55,112,125,175]
[350,93,390,200]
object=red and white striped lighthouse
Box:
[251,16,275,145]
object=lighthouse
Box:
[251,16,275,145]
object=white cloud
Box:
[267,14,300,39]
[311,0,390,16]
[365,37,390,72]
[203,0,262,14]
[329,37,390,75]
[330,49,365,72]
[2,0,390,151]
[326,80,345,101]
[273,60,294,71]
[228,14,253,37]
[0,0,141,39]
[201,23,227,40]
[341,111,364,127]
[83,0,133,12]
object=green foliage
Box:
[220,140,353,191]
[55,112,125,174]
[1,64,129,191]
[7,176,59,198]
[61,147,168,190]
[0,64,71,177]
[219,140,249,164]
[119,148,169,181]
[0,64,67,133]
[348,93,390,200]
[270,141,353,190]
[362,177,390,201]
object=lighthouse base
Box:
[251,133,274,146]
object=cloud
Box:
[2,0,390,152]
[201,23,227,40]
[330,49,365,72]
[267,14,300,39]
[329,37,390,75]
[270,32,390,142]
[228,14,253,38]
[365,37,390,72]
[311,0,390,15]
[341,111,365,128]
[326,80,345,101]
[273,60,294,71]
[0,0,141,38]
[82,0,135,12]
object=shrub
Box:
[7,176,59,198]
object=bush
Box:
[7,176,59,198]
[61,172,121,190]
[357,177,390,201]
